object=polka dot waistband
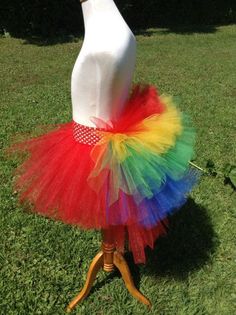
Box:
[73,121,102,145]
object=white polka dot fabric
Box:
[73,122,102,145]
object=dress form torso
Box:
[71,0,136,127]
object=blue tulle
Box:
[105,168,199,228]
[139,169,199,228]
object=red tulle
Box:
[11,86,170,263]
[92,85,165,131]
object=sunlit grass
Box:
[0,25,235,314]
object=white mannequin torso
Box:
[71,0,136,127]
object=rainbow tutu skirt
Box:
[12,85,198,263]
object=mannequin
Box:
[10,0,198,312]
[68,2,150,310]
[71,0,136,127]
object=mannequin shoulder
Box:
[82,29,136,58]
[73,31,135,77]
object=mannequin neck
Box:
[81,0,118,28]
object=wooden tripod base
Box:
[66,230,151,312]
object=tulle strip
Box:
[10,85,198,264]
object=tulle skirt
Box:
[11,85,198,263]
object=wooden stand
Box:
[66,229,151,312]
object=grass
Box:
[0,25,236,314]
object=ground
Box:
[0,25,235,314]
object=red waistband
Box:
[73,121,102,145]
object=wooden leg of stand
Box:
[66,251,104,313]
[114,251,152,308]
[102,229,115,272]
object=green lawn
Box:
[0,25,236,315]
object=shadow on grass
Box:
[18,24,220,47]
[159,24,218,35]
[143,198,217,280]
[135,24,218,37]
[21,34,83,46]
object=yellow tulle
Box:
[97,95,182,163]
